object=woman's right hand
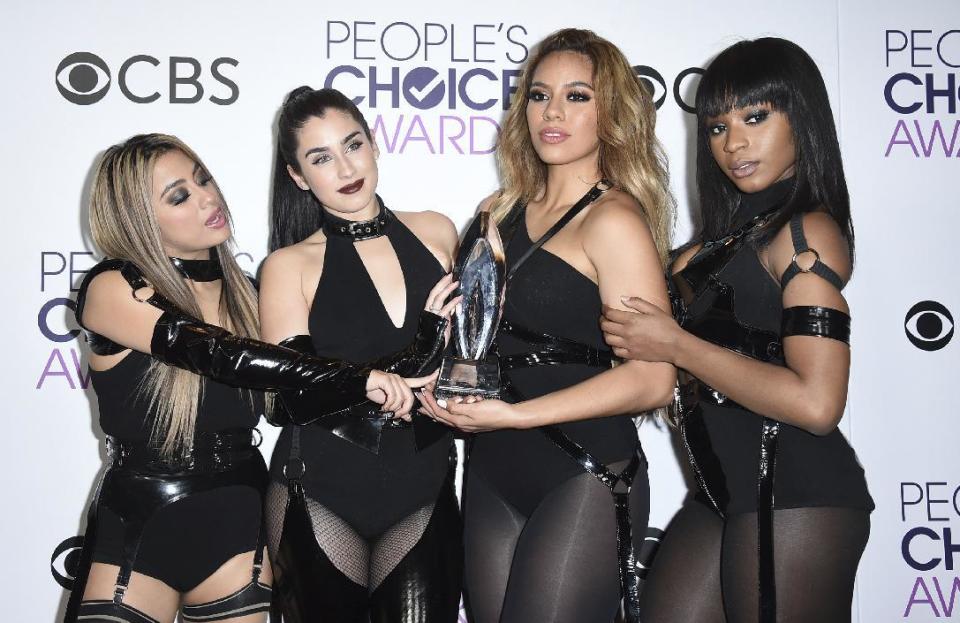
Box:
[365,370,437,419]
[424,273,460,319]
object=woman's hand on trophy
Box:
[418,391,535,433]
[424,273,461,319]
[600,297,683,364]
[365,370,428,419]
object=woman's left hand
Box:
[419,390,532,433]
[600,296,683,364]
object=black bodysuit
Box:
[266,204,462,623]
[639,180,873,623]
[90,352,264,590]
[66,259,272,623]
[464,205,649,623]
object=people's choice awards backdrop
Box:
[1,0,956,620]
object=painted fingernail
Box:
[437,399,448,409]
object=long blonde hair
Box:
[491,28,675,264]
[89,134,259,458]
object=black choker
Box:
[322,198,394,242]
[169,256,223,282]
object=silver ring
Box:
[791,248,821,273]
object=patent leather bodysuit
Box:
[670,180,873,621]
[65,260,270,623]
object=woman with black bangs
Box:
[602,38,873,622]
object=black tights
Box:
[463,460,649,623]
[639,500,870,623]
[265,479,462,623]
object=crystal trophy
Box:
[435,212,506,400]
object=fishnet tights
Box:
[265,480,434,591]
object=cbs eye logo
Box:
[633,65,703,113]
[51,535,84,589]
[905,300,954,351]
[55,51,239,106]
[56,52,111,105]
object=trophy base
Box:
[435,355,501,400]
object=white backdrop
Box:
[1,1,956,621]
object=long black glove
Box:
[270,311,448,426]
[150,310,372,419]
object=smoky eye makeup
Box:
[527,88,548,102]
[567,89,592,102]
[745,108,770,124]
[168,187,189,206]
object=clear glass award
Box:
[435,212,506,400]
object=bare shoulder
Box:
[84,269,136,313]
[476,190,502,214]
[261,235,326,279]
[582,189,651,237]
[767,210,852,283]
[395,209,458,255]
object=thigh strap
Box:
[181,579,272,622]
[75,599,160,623]
[757,417,781,623]
[538,424,643,623]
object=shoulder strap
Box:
[779,214,845,291]
[506,180,611,282]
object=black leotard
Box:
[268,211,452,538]
[469,216,638,514]
[672,180,873,515]
[463,207,648,623]
[266,205,462,623]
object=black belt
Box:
[106,427,261,473]
[499,324,642,623]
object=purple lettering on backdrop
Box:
[401,116,435,154]
[371,114,404,152]
[439,116,466,154]
[36,348,90,390]
[914,120,960,156]
[904,576,941,617]
[36,349,75,389]
[470,117,498,154]
[886,120,920,157]
[933,576,960,616]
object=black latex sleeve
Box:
[268,310,447,426]
[150,310,371,402]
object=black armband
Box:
[780,306,850,344]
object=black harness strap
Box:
[780,214,845,291]
[504,180,610,282]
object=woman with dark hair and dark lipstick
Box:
[602,38,873,622]
[419,29,675,623]
[259,86,463,622]
[66,133,447,623]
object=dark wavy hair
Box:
[269,87,373,252]
[693,37,854,264]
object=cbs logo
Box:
[51,535,84,590]
[905,300,954,351]
[634,66,704,112]
[55,51,239,106]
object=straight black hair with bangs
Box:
[269,87,373,252]
[693,37,854,264]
